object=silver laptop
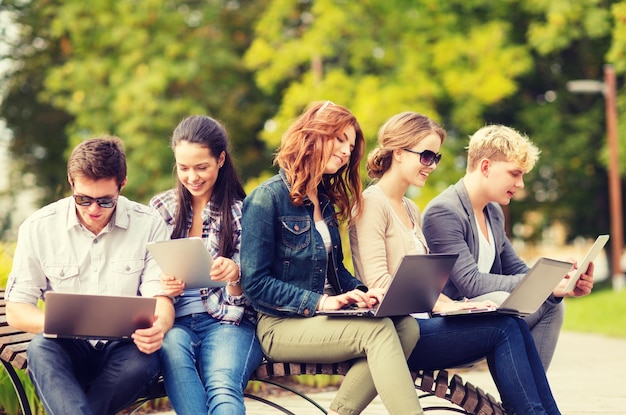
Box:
[43,292,156,340]
[316,253,458,318]
[147,237,224,289]
[434,257,573,317]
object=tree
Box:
[1,0,273,205]
[246,0,625,246]
[3,0,626,250]
[0,1,74,206]
[244,0,533,204]
[500,0,619,242]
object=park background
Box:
[1,0,626,413]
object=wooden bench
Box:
[0,289,506,415]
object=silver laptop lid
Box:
[498,257,572,316]
[43,292,156,340]
[374,253,458,317]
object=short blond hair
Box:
[466,125,540,172]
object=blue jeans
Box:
[408,315,560,415]
[27,334,160,415]
[159,314,263,415]
[524,300,565,370]
[473,291,565,370]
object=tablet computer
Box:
[147,237,224,289]
[562,234,609,293]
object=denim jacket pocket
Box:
[280,217,311,250]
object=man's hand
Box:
[555,262,595,298]
[569,261,595,297]
[433,298,498,314]
[132,315,165,354]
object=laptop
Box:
[43,292,156,340]
[562,234,609,293]
[147,237,225,289]
[433,257,573,317]
[316,253,458,318]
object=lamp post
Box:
[566,64,624,291]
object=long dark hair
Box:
[171,115,245,258]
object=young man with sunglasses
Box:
[5,135,174,415]
[421,124,595,371]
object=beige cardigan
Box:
[349,185,428,289]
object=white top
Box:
[6,195,169,305]
[474,212,496,273]
[315,220,332,254]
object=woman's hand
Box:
[319,288,383,311]
[160,273,185,296]
[211,257,240,286]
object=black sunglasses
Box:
[73,195,118,209]
[403,148,442,166]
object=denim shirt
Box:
[241,170,366,318]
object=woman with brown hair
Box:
[241,101,424,415]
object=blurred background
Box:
[3,3,626,413]
[1,0,626,290]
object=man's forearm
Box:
[6,301,45,334]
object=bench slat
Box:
[420,370,435,393]
[449,373,467,405]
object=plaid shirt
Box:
[150,189,256,325]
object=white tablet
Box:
[562,234,609,293]
[147,237,225,289]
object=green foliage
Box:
[291,374,343,389]
[2,0,626,273]
[1,0,273,206]
[0,0,74,206]
[563,285,626,337]
[245,0,533,146]
[243,0,542,204]
[524,0,612,55]
[0,366,44,415]
[0,242,14,288]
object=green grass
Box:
[563,282,626,338]
[0,242,15,288]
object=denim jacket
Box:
[241,170,366,318]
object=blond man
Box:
[422,124,594,370]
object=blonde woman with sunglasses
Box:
[350,112,562,414]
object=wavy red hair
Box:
[274,101,364,221]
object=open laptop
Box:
[562,234,609,293]
[43,292,156,340]
[147,237,225,289]
[316,253,458,318]
[433,257,573,317]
